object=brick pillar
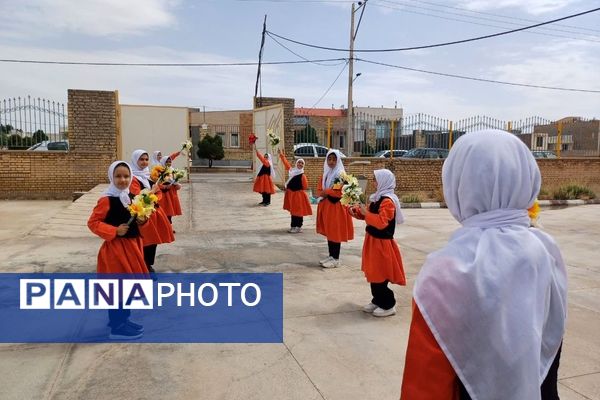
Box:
[68,89,117,156]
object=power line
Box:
[266,6,600,52]
[370,0,600,43]
[312,61,349,108]
[0,58,347,67]
[356,57,600,93]
[402,0,600,34]
[266,33,347,66]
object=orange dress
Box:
[253,152,276,194]
[130,177,175,245]
[87,197,148,274]
[354,198,406,284]
[401,301,459,400]
[279,154,312,217]
[316,175,354,243]
[159,183,183,217]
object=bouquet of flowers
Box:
[150,165,172,183]
[267,129,280,147]
[127,189,158,225]
[333,172,365,206]
[248,133,258,146]
[181,140,193,154]
[528,199,541,227]
[171,168,187,182]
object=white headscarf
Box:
[257,153,277,179]
[285,158,305,188]
[151,151,162,166]
[159,156,170,167]
[369,169,404,224]
[322,149,345,189]
[414,129,567,400]
[102,161,132,207]
[131,149,151,189]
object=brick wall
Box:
[0,89,118,199]
[302,157,600,200]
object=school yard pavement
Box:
[0,172,598,400]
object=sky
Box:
[0,0,599,121]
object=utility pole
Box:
[346,3,355,157]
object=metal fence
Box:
[0,96,67,150]
[294,113,599,158]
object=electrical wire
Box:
[356,57,600,93]
[266,6,600,52]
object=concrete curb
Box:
[401,199,600,208]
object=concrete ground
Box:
[0,173,598,400]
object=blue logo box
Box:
[0,273,283,343]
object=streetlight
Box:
[353,72,362,83]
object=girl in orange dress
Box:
[130,149,175,275]
[349,169,406,317]
[316,149,354,268]
[278,149,312,233]
[253,149,276,206]
[400,130,567,400]
[158,155,183,225]
[87,160,147,339]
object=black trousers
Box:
[167,215,172,224]
[291,216,303,228]
[108,307,131,328]
[143,244,157,268]
[327,241,341,259]
[261,193,271,204]
[370,280,396,310]
[458,343,563,400]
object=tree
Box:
[196,134,224,167]
[0,124,13,134]
[32,130,48,144]
[294,124,319,144]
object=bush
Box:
[196,134,224,167]
[401,194,423,203]
[553,184,596,200]
[538,187,551,200]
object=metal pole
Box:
[390,120,395,158]
[346,3,355,157]
[448,120,453,149]
[556,121,562,158]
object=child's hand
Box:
[136,215,148,225]
[116,224,129,236]
[150,183,160,194]
[358,204,367,215]
[174,183,182,190]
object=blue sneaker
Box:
[109,323,143,340]
[126,320,144,332]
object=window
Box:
[295,146,313,157]
[375,121,389,139]
[536,136,544,147]
[339,134,344,149]
[316,146,328,157]
[230,131,239,148]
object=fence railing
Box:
[294,113,598,158]
[0,96,68,150]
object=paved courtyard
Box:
[0,172,598,400]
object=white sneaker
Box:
[373,306,396,317]
[322,258,340,268]
[362,302,378,313]
[319,256,333,266]
[288,227,296,233]
[296,227,303,233]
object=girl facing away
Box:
[349,169,406,317]
[400,129,567,400]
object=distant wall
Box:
[0,89,117,199]
[302,157,600,199]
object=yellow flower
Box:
[150,165,165,182]
[528,200,540,221]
